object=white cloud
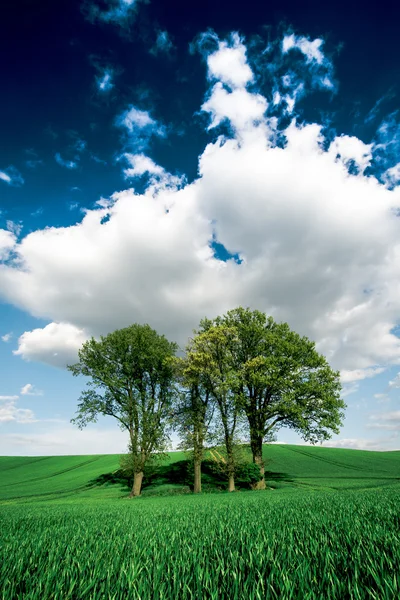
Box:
[117,106,156,131]
[282,34,325,65]
[340,382,359,397]
[0,229,16,261]
[122,153,165,178]
[20,383,43,396]
[207,32,253,89]
[388,372,400,388]
[383,163,400,188]
[0,395,19,401]
[374,393,389,402]
[340,367,386,383]
[0,171,11,184]
[0,399,36,424]
[328,135,373,173]
[7,220,23,237]
[0,425,128,455]
[202,84,268,134]
[13,323,88,368]
[55,153,78,170]
[0,166,24,187]
[1,332,12,342]
[121,153,184,190]
[320,436,398,451]
[281,33,335,92]
[0,33,400,382]
[367,410,400,432]
[116,105,166,151]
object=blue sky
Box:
[1,0,400,455]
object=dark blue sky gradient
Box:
[1,0,399,230]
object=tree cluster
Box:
[68,307,346,497]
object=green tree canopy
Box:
[199,307,346,489]
[68,323,178,497]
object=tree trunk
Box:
[193,458,202,494]
[130,471,144,497]
[252,452,266,490]
[250,430,266,490]
[228,473,235,492]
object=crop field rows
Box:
[0,445,399,599]
[1,488,399,600]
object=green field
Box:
[1,445,399,599]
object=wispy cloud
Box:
[116,105,167,151]
[150,30,174,56]
[54,133,86,170]
[84,0,147,30]
[0,166,24,187]
[340,367,386,383]
[364,90,396,125]
[20,383,43,396]
[0,395,18,401]
[55,153,78,170]
[1,332,12,342]
[24,148,43,169]
[372,111,400,179]
[31,207,44,217]
[388,371,400,388]
[367,410,400,431]
[97,69,114,92]
[281,33,336,92]
[6,220,23,237]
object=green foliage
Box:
[68,324,179,481]
[235,462,263,486]
[206,306,346,446]
[1,489,399,599]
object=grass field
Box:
[0,445,399,599]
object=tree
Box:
[68,324,178,497]
[213,307,346,489]
[171,356,217,493]
[183,322,244,492]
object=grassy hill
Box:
[0,444,399,504]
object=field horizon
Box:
[1,443,399,504]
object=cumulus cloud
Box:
[0,398,36,424]
[0,31,400,384]
[20,383,43,396]
[328,135,373,173]
[13,323,88,368]
[383,163,400,189]
[0,166,24,187]
[207,33,253,89]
